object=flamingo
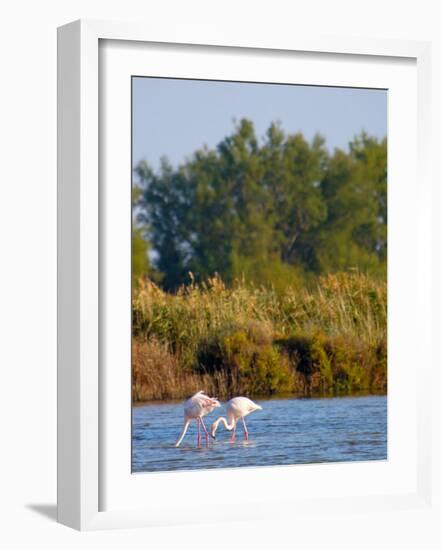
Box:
[211,397,262,442]
[175,391,221,447]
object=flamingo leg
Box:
[241,417,249,441]
[200,417,210,447]
[175,419,190,447]
[197,418,201,447]
[230,419,236,443]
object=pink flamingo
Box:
[211,397,262,442]
[175,391,221,447]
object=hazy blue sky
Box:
[133,77,387,170]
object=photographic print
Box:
[131,77,387,473]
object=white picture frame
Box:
[57,19,432,531]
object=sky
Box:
[132,77,387,171]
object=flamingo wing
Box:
[185,391,220,418]
[228,397,262,417]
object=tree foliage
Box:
[132,227,151,286]
[134,119,387,290]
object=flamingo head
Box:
[210,422,218,439]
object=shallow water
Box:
[132,395,387,473]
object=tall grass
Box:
[132,271,387,401]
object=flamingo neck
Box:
[214,415,236,432]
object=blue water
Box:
[132,395,387,473]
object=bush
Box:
[221,330,296,395]
[132,339,227,401]
[276,331,387,395]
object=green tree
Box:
[314,133,387,275]
[135,121,387,290]
[260,124,328,270]
[132,227,151,285]
[135,159,194,289]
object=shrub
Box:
[132,339,228,401]
[276,331,387,395]
[221,330,296,395]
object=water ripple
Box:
[132,395,387,473]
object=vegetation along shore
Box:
[132,271,386,401]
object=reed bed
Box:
[132,271,387,401]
